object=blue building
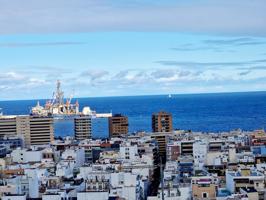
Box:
[0,145,7,158]
[252,146,266,155]
[0,137,23,149]
[178,160,194,183]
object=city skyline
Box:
[0,0,266,100]
[1,2,266,200]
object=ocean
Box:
[0,92,266,138]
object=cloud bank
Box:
[1,61,266,99]
[0,0,265,35]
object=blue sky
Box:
[0,0,266,100]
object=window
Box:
[202,192,208,198]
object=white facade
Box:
[0,158,6,170]
[228,145,237,163]
[56,162,73,178]
[110,172,139,200]
[77,192,109,200]
[42,192,68,200]
[56,148,85,177]
[148,186,191,200]
[120,143,139,160]
[24,169,39,198]
[0,185,17,197]
[36,168,49,182]
[61,148,85,168]
[11,149,42,163]
[193,141,207,170]
[2,195,26,200]
[42,194,61,200]
[4,169,39,198]
[206,151,228,165]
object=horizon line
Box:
[1,90,266,102]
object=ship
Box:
[31,80,96,119]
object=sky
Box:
[0,0,266,100]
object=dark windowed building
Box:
[152,111,173,132]
[108,114,128,138]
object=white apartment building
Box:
[56,148,85,177]
[110,172,141,200]
[119,142,139,160]
[193,140,208,170]
[11,149,42,163]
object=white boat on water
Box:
[168,94,172,98]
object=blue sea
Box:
[1,92,266,138]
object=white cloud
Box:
[1,64,266,100]
[0,71,25,81]
[82,69,109,81]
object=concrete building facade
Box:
[0,115,54,146]
[74,116,92,140]
[108,114,128,138]
[152,111,173,133]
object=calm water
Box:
[1,92,266,137]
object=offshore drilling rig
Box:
[31,80,80,118]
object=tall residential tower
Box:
[74,116,92,140]
[0,115,54,146]
[108,114,128,138]
[152,111,173,132]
